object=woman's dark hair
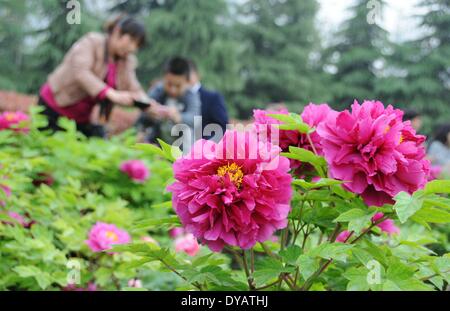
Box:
[432,124,450,145]
[164,57,191,79]
[104,14,146,47]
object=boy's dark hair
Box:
[433,124,450,145]
[164,57,191,79]
[403,109,421,121]
[105,14,146,47]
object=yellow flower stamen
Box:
[105,231,119,242]
[4,113,16,122]
[217,162,244,188]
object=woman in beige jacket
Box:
[38,15,150,137]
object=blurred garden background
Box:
[0,0,449,134]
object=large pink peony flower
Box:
[175,233,201,256]
[85,222,131,253]
[317,100,430,207]
[253,104,336,171]
[119,160,150,183]
[168,130,293,252]
[0,111,30,132]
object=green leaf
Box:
[308,242,354,262]
[334,209,375,234]
[281,146,327,177]
[132,216,181,231]
[292,178,342,190]
[297,255,319,280]
[13,266,51,289]
[393,191,425,223]
[411,205,450,224]
[253,257,293,286]
[13,266,41,278]
[383,259,433,291]
[343,267,371,291]
[267,113,311,133]
[133,143,165,158]
[279,245,302,265]
[157,139,182,162]
[424,180,450,194]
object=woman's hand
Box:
[106,89,135,106]
[146,102,169,121]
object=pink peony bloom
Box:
[85,222,131,253]
[168,130,293,252]
[64,282,97,291]
[428,165,442,181]
[119,160,150,183]
[317,100,430,207]
[174,233,201,256]
[7,211,27,226]
[336,230,352,243]
[0,111,30,133]
[253,108,299,151]
[253,104,336,171]
[0,184,11,206]
[372,212,400,235]
[128,279,143,288]
[169,227,185,239]
[1,210,35,228]
[140,236,159,246]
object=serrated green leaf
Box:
[393,191,425,223]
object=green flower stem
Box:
[242,250,256,290]
[306,133,318,156]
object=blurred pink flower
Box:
[85,222,131,253]
[175,233,200,257]
[372,213,400,235]
[336,230,352,243]
[0,111,30,133]
[64,282,97,291]
[7,211,26,226]
[1,210,35,228]
[120,160,149,183]
[169,227,185,239]
[0,184,11,206]
[128,279,143,288]
[168,130,292,252]
[428,165,442,181]
[317,100,430,207]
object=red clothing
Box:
[40,62,117,124]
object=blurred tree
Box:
[325,0,391,110]
[236,0,326,118]
[24,0,101,93]
[377,0,450,135]
[0,0,28,91]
